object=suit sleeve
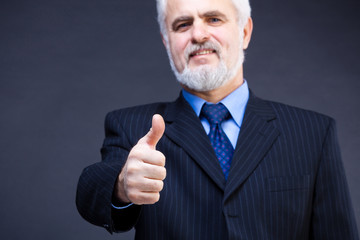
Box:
[76,111,141,233]
[310,119,359,239]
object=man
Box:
[76,0,359,239]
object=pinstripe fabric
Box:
[76,92,359,239]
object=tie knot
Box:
[201,103,230,125]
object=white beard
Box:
[165,35,244,92]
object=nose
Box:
[191,21,210,44]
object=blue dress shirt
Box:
[182,80,249,148]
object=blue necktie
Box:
[201,103,234,180]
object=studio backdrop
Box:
[0,0,359,239]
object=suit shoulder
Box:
[103,101,174,142]
[263,99,335,131]
[269,100,332,119]
[106,101,171,120]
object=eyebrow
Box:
[202,10,228,20]
[171,10,228,31]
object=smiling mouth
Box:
[189,49,216,58]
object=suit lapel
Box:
[162,92,279,195]
[224,93,280,202]
[163,94,226,190]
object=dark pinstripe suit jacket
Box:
[76,92,359,239]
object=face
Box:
[163,0,248,91]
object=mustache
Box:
[184,41,221,62]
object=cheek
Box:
[170,37,188,61]
[212,29,232,49]
[175,39,188,56]
[217,28,241,52]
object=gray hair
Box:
[156,0,251,41]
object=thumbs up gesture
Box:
[114,114,166,205]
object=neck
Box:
[183,68,244,103]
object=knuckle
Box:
[160,167,167,180]
[139,193,160,205]
[146,193,159,204]
[145,180,156,191]
[143,179,163,192]
[153,166,166,180]
[153,181,163,192]
[150,151,164,165]
[157,152,166,166]
[126,165,138,176]
[136,194,150,205]
[153,193,160,203]
[158,181,164,191]
[154,180,164,192]
[127,191,138,202]
[129,148,143,158]
[125,178,135,188]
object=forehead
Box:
[165,0,237,21]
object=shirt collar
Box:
[182,80,249,127]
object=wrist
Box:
[113,170,131,204]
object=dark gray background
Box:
[1,0,359,239]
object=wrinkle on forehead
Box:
[165,0,238,25]
[170,10,229,32]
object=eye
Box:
[209,18,221,22]
[176,22,191,31]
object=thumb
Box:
[142,114,165,149]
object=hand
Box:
[114,114,166,205]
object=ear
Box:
[242,17,253,50]
[161,33,167,48]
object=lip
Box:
[189,49,216,58]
